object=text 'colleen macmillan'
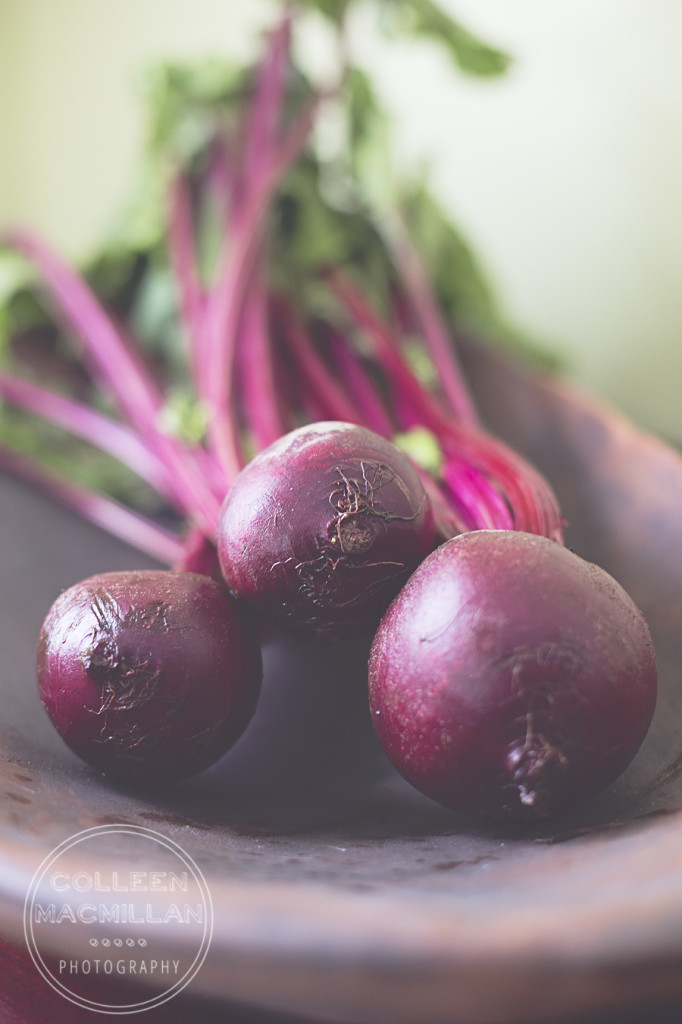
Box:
[32,902,204,925]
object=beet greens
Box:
[0,4,562,562]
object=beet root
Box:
[217,421,435,640]
[368,530,658,821]
[36,570,262,784]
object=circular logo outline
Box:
[23,824,214,1015]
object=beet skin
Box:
[368,530,658,821]
[217,422,435,640]
[37,570,262,784]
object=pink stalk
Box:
[267,335,299,434]
[326,330,396,437]
[6,229,167,435]
[201,90,330,478]
[166,172,205,382]
[325,268,453,431]
[206,133,239,222]
[199,0,343,470]
[390,386,425,432]
[243,11,293,185]
[198,12,296,475]
[193,446,231,500]
[275,299,362,423]
[5,228,221,537]
[461,433,564,541]
[200,243,253,481]
[416,468,469,540]
[0,371,175,501]
[166,169,232,497]
[443,425,563,540]
[237,271,286,449]
[0,445,184,565]
[390,233,479,426]
[326,269,563,541]
[175,526,221,577]
[442,457,514,531]
[298,389,329,423]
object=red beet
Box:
[369,530,658,821]
[217,421,435,639]
[36,570,262,784]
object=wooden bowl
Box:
[1,343,681,1024]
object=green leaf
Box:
[281,0,354,26]
[394,425,444,476]
[378,0,511,77]
[346,67,383,153]
[403,336,440,388]
[398,177,500,329]
[156,389,210,445]
[142,59,248,163]
[0,251,32,307]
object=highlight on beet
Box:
[36,570,263,784]
[368,530,658,821]
[217,422,436,640]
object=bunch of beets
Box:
[3,11,656,821]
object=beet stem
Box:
[325,268,451,432]
[326,268,563,541]
[326,329,396,438]
[237,266,287,449]
[5,228,222,537]
[200,61,334,479]
[243,10,293,183]
[275,298,362,425]
[166,171,205,384]
[0,370,175,502]
[0,444,184,564]
[390,230,480,426]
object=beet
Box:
[217,421,435,639]
[36,570,262,784]
[368,530,658,821]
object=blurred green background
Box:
[2,0,681,442]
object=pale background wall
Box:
[1,0,681,442]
